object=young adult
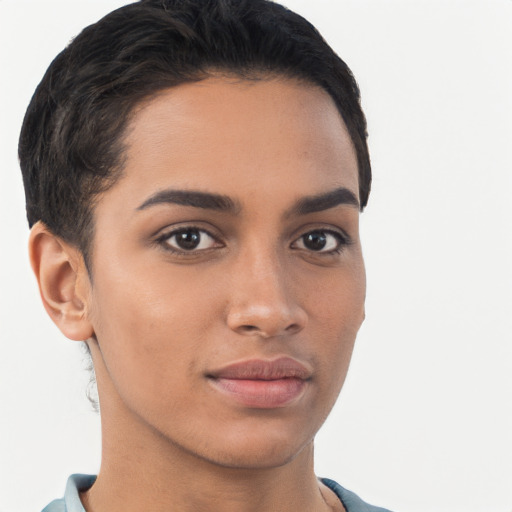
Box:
[19,1,391,510]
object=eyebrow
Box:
[289,187,360,216]
[136,186,359,216]
[137,189,240,213]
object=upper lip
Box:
[207,357,312,380]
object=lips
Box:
[207,357,311,408]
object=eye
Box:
[159,227,220,252]
[292,229,347,253]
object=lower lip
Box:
[208,377,306,408]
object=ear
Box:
[29,221,94,341]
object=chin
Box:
[201,443,308,471]
[180,423,315,471]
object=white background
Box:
[0,1,511,511]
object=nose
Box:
[225,249,308,339]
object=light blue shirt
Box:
[42,474,393,512]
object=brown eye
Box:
[162,228,219,252]
[303,232,327,251]
[293,230,346,253]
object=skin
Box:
[30,76,365,512]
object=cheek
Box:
[305,260,365,386]
[91,253,216,334]
[87,262,222,400]
[307,254,366,331]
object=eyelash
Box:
[155,226,351,256]
[291,229,350,255]
[156,225,222,254]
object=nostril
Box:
[240,325,258,333]
[237,322,302,337]
[285,323,300,334]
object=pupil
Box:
[304,232,326,251]
[177,229,201,250]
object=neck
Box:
[84,416,330,512]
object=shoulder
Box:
[44,474,391,512]
[41,475,96,512]
[321,478,394,512]
[41,499,66,512]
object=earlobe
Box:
[29,222,94,341]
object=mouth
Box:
[206,357,312,409]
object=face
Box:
[85,76,365,469]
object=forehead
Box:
[100,77,359,212]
